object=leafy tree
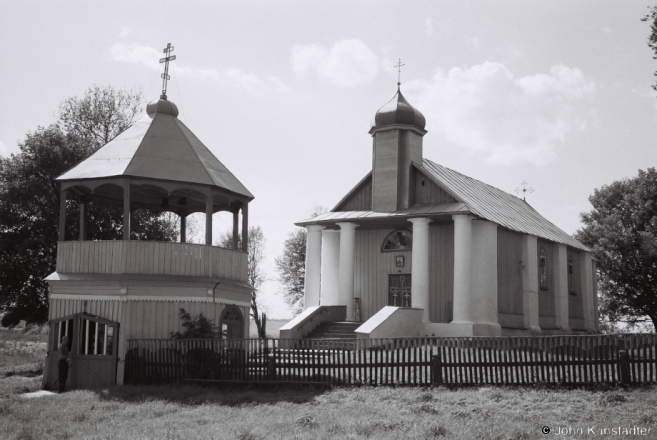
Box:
[0,86,176,327]
[275,229,306,316]
[218,225,267,338]
[57,84,143,146]
[576,168,657,332]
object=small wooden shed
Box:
[43,97,253,389]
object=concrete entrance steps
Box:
[304,321,361,340]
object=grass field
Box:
[1,328,656,439]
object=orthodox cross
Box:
[515,180,534,201]
[159,43,176,100]
[394,58,405,87]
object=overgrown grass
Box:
[0,328,47,378]
[0,383,655,439]
[1,328,655,439]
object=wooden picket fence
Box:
[125,334,657,386]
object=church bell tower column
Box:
[409,217,431,322]
[452,214,474,324]
[304,225,324,308]
[337,222,357,320]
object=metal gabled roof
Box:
[420,159,589,251]
[56,104,253,199]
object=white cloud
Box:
[291,39,378,88]
[410,62,595,166]
[109,42,288,94]
[424,18,434,36]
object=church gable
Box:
[333,173,372,212]
[413,166,457,205]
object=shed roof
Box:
[56,100,253,200]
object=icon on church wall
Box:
[395,255,405,268]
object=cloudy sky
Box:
[2,1,657,318]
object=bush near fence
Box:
[125,334,657,387]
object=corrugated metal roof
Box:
[296,201,470,226]
[420,159,589,251]
[57,110,253,199]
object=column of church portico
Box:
[552,244,571,332]
[320,229,340,306]
[452,215,474,324]
[579,252,597,333]
[471,220,500,328]
[409,218,431,322]
[337,222,357,320]
[521,235,541,333]
[303,225,324,308]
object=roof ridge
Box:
[123,116,159,179]
[170,117,216,189]
[174,118,254,199]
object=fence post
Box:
[268,356,276,381]
[431,353,443,385]
[618,350,631,385]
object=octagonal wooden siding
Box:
[56,241,247,282]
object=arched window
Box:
[568,255,575,293]
[220,306,244,340]
[539,247,548,289]
[381,229,413,252]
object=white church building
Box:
[281,85,599,340]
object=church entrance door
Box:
[388,274,411,307]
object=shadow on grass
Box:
[94,382,330,406]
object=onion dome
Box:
[372,88,426,130]
[147,99,179,118]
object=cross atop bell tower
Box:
[159,43,176,100]
[394,58,405,89]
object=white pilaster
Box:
[553,243,571,332]
[337,222,357,320]
[592,259,600,333]
[471,220,500,327]
[320,229,340,306]
[521,234,541,333]
[303,225,324,308]
[409,217,431,322]
[580,252,596,333]
[452,214,474,324]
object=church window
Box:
[381,229,413,252]
[568,255,575,293]
[539,247,548,289]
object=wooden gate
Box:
[46,313,119,390]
